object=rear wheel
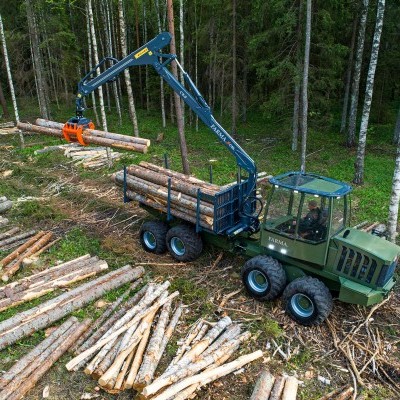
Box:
[166,225,203,262]
[241,255,286,301]
[139,220,169,254]
[282,276,332,326]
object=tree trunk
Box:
[0,81,10,118]
[0,14,24,146]
[134,0,144,108]
[118,0,140,137]
[231,0,237,135]
[353,0,385,185]
[300,0,312,173]
[87,0,108,135]
[179,0,185,125]
[387,141,400,242]
[393,107,400,145]
[250,370,275,400]
[340,16,358,134]
[167,0,190,174]
[346,0,369,147]
[26,0,50,120]
[155,0,167,129]
[143,1,150,113]
[292,0,303,152]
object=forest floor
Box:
[0,105,399,399]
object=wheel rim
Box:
[291,293,314,318]
[143,231,157,250]
[247,270,269,293]
[170,237,186,256]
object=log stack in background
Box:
[0,230,57,281]
[17,119,150,153]
[0,265,144,350]
[66,280,181,394]
[0,254,108,311]
[0,316,91,400]
[139,317,262,400]
[114,162,221,230]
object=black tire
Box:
[282,276,333,326]
[139,220,169,254]
[241,255,286,301]
[166,225,203,262]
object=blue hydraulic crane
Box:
[64,32,259,235]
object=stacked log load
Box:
[0,265,144,350]
[17,119,150,153]
[66,281,181,394]
[0,254,108,311]
[114,162,221,230]
[0,316,91,400]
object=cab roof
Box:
[269,171,352,197]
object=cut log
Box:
[0,317,77,389]
[318,385,350,400]
[35,119,150,146]
[2,231,53,281]
[192,324,209,343]
[0,260,108,311]
[0,218,8,228]
[143,331,251,397]
[162,316,232,377]
[134,299,172,387]
[269,376,286,400]
[125,191,213,230]
[202,324,241,357]
[0,230,36,250]
[0,318,91,400]
[250,370,275,400]
[335,386,355,400]
[281,376,299,400]
[31,237,61,257]
[114,349,135,390]
[76,282,148,356]
[71,279,142,354]
[0,200,12,213]
[90,337,122,378]
[0,265,143,350]
[148,350,263,400]
[0,227,20,241]
[65,291,179,371]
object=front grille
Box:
[336,247,381,285]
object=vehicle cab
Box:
[260,171,352,267]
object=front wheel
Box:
[166,225,203,262]
[241,255,286,301]
[139,220,169,254]
[282,277,333,326]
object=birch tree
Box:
[388,144,400,242]
[393,107,400,145]
[300,0,312,173]
[167,0,190,174]
[26,0,50,120]
[118,0,140,137]
[340,16,358,135]
[87,0,107,131]
[353,0,386,184]
[346,0,369,147]
[0,14,24,147]
[0,80,9,119]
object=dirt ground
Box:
[0,134,399,399]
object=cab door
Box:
[261,186,330,266]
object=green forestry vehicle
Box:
[69,32,399,326]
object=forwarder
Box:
[65,32,399,326]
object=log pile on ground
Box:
[139,317,262,400]
[0,254,108,311]
[0,265,144,350]
[0,316,91,400]
[0,228,36,252]
[66,280,181,394]
[0,196,12,214]
[250,370,299,400]
[0,230,56,281]
[114,162,221,230]
[17,119,150,153]
[63,146,122,169]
